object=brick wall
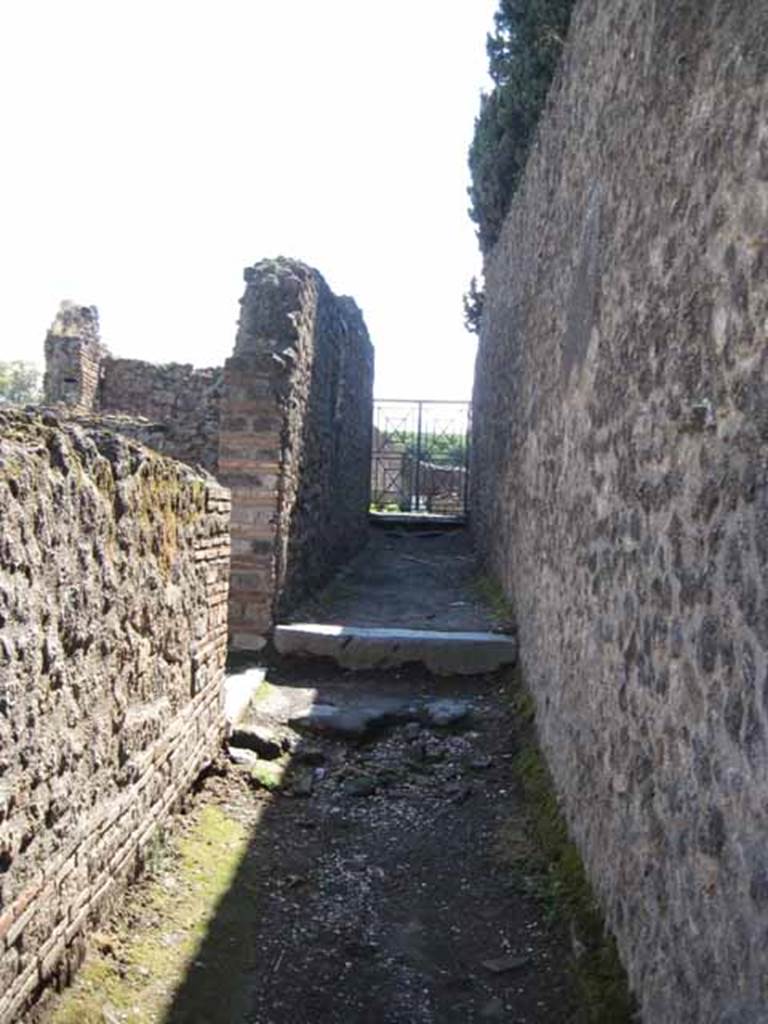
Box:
[218,350,283,650]
[0,409,230,1023]
[220,258,374,650]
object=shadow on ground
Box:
[159,658,578,1024]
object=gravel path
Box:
[163,663,576,1024]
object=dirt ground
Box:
[288,526,510,633]
[40,528,631,1024]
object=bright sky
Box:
[0,1,495,401]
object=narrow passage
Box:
[45,528,614,1024]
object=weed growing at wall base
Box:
[496,665,638,1022]
[473,574,634,1021]
[47,805,251,1024]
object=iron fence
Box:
[370,399,470,517]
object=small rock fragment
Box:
[446,782,473,804]
[281,731,301,754]
[424,699,471,728]
[229,723,283,760]
[469,755,493,770]
[481,954,530,974]
[249,761,285,791]
[291,769,314,797]
[228,746,258,766]
[423,737,446,762]
[289,705,375,738]
[480,996,505,1019]
[344,774,377,797]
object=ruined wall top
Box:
[235,257,370,358]
[43,301,107,412]
[47,300,101,342]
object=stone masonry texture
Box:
[221,258,374,650]
[43,303,106,415]
[472,2,768,1021]
[99,359,222,474]
[43,303,222,473]
[43,259,374,650]
[0,409,230,1024]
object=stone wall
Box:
[0,409,230,1024]
[42,304,221,472]
[220,258,374,650]
[100,359,222,473]
[471,2,768,1021]
[42,262,374,649]
[43,303,106,414]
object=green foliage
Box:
[0,360,41,404]
[462,275,485,335]
[468,0,576,254]
[49,805,251,1024]
[249,759,287,791]
[402,431,467,467]
[473,573,516,633]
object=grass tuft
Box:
[497,666,638,1023]
[48,806,250,1024]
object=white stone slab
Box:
[223,666,267,726]
[274,623,517,676]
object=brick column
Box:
[218,353,284,651]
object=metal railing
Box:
[371,399,470,517]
